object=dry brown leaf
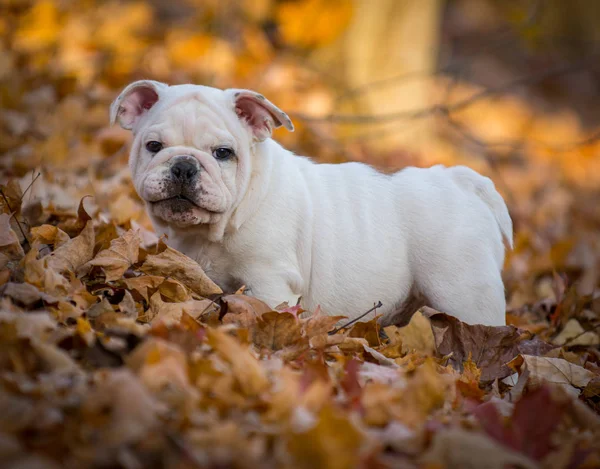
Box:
[82,369,164,447]
[0,213,24,259]
[252,311,303,351]
[158,278,190,302]
[207,328,269,396]
[389,309,436,355]
[552,318,600,346]
[123,275,164,301]
[425,308,555,381]
[302,311,346,339]
[30,224,69,247]
[286,405,363,469]
[140,246,221,296]
[420,428,537,469]
[220,294,273,328]
[508,355,596,397]
[146,291,215,324]
[2,282,58,307]
[80,229,140,281]
[44,220,95,274]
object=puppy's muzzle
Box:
[170,156,199,182]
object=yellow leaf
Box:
[287,405,363,469]
[14,0,61,52]
[207,328,269,397]
[276,0,353,48]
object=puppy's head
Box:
[110,81,293,228]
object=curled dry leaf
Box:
[30,224,69,247]
[140,246,222,296]
[80,229,140,281]
[146,291,215,324]
[44,220,95,274]
[220,294,273,328]
[0,213,24,259]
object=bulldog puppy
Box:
[111,80,513,326]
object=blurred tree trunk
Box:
[314,0,443,154]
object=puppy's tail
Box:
[449,166,514,249]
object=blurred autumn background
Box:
[1,0,600,468]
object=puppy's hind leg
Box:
[418,253,507,327]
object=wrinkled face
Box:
[132,97,245,227]
[110,82,293,229]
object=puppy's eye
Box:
[213,147,234,160]
[146,141,163,153]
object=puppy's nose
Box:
[170,158,198,181]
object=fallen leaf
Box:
[82,369,164,448]
[286,405,363,469]
[508,355,595,397]
[552,318,600,346]
[207,328,269,396]
[220,294,273,328]
[425,308,555,381]
[475,386,569,461]
[123,275,164,301]
[0,213,24,259]
[80,229,140,281]
[30,224,69,247]
[251,311,303,351]
[44,220,95,274]
[2,282,58,307]
[389,309,435,355]
[140,246,221,296]
[420,428,537,469]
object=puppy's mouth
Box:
[152,194,198,207]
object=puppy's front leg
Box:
[247,271,302,309]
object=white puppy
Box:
[111,81,513,326]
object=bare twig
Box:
[0,188,30,249]
[329,301,383,335]
[20,171,41,202]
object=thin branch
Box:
[329,301,383,335]
[0,188,30,249]
[20,171,41,202]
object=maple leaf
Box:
[252,310,303,351]
[424,308,555,381]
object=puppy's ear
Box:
[227,89,294,142]
[110,80,167,130]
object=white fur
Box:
[112,82,513,326]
